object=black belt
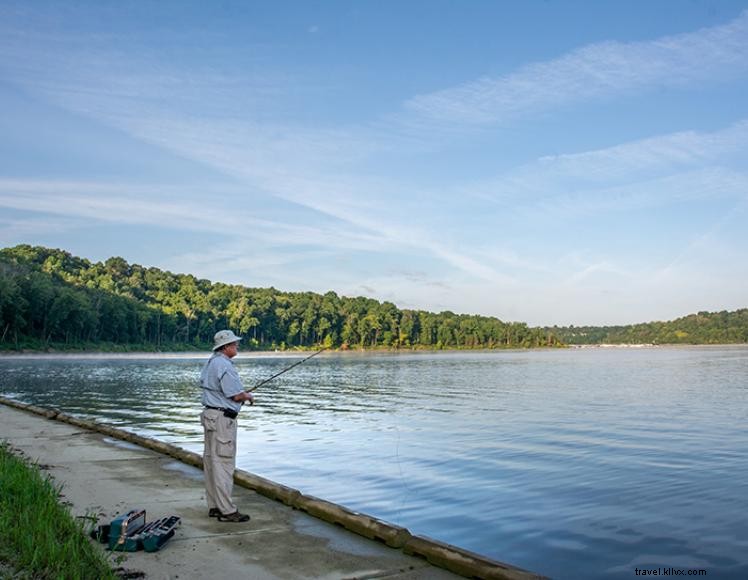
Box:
[204,406,238,419]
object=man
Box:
[199,329,255,522]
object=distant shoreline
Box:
[568,343,748,348]
[0,347,542,359]
[2,343,746,359]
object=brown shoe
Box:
[208,508,220,518]
[217,511,250,522]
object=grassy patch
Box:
[0,442,116,580]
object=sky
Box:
[1,0,747,326]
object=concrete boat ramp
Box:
[0,400,545,580]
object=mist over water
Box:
[2,347,747,579]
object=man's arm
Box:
[217,360,254,405]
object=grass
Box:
[0,442,117,580]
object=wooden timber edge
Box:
[0,397,548,580]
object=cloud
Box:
[562,260,630,286]
[0,180,253,232]
[534,120,748,182]
[165,246,338,284]
[654,196,748,277]
[92,112,511,282]
[0,179,387,254]
[404,10,748,125]
[526,167,748,221]
[463,119,748,219]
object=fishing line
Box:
[391,403,412,523]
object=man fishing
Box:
[199,329,254,522]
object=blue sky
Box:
[1,1,747,326]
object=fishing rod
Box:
[247,347,327,393]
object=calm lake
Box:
[1,347,747,579]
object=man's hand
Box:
[232,391,255,405]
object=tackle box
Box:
[92,509,181,552]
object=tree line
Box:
[547,309,748,345]
[0,245,560,351]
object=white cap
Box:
[212,329,243,351]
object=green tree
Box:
[0,244,587,352]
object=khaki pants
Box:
[200,409,238,515]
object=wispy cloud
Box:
[0,181,256,232]
[562,259,630,286]
[654,196,748,277]
[534,120,748,182]
[464,119,748,218]
[0,179,386,255]
[165,245,339,286]
[404,10,748,125]
[525,167,748,221]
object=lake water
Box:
[1,347,747,579]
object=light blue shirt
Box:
[200,352,244,412]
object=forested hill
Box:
[0,245,560,351]
[547,309,748,345]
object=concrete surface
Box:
[0,404,463,580]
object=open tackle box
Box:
[92,509,181,552]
